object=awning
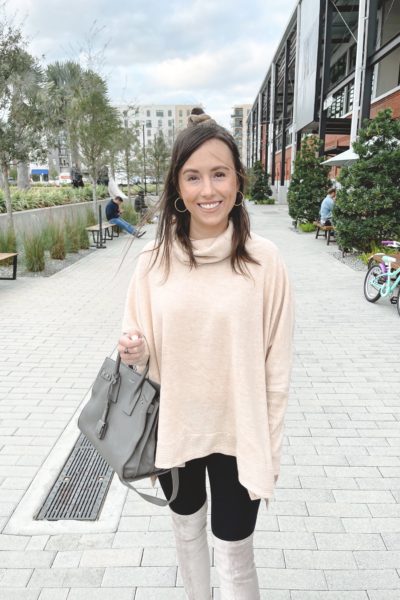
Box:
[321,148,359,167]
[31,168,49,175]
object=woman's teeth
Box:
[199,202,220,209]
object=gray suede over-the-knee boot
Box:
[170,500,212,600]
[213,532,260,600]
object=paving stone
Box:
[0,551,55,569]
[67,589,134,600]
[325,568,400,590]
[38,590,69,600]
[28,568,104,588]
[0,591,40,600]
[102,566,176,587]
[284,549,356,570]
[53,551,83,568]
[315,533,385,551]
[0,569,33,587]
[290,593,368,600]
[80,548,142,567]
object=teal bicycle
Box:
[364,240,400,316]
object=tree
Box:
[46,61,85,171]
[287,136,331,224]
[0,17,50,228]
[72,70,120,214]
[334,109,400,252]
[250,161,273,203]
[118,106,140,200]
[146,131,170,194]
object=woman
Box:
[118,116,294,600]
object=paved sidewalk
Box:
[0,205,399,600]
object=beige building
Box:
[231,104,252,165]
[116,103,203,146]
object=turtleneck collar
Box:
[172,220,234,266]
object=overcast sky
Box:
[8,0,297,128]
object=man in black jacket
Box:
[105,196,145,237]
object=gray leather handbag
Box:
[78,353,178,506]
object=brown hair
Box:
[150,120,259,276]
[327,187,336,195]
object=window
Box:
[158,119,162,127]
[147,130,152,136]
[146,120,152,128]
[186,110,190,116]
[156,110,164,117]
[168,119,173,126]
[179,110,183,117]
[147,110,151,117]
[168,110,172,117]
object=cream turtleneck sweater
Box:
[123,221,294,500]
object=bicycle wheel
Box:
[364,264,384,303]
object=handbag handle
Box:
[120,467,179,506]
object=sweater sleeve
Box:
[264,251,294,477]
[122,256,150,369]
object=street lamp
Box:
[142,124,147,195]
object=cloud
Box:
[5,0,298,127]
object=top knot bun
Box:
[187,113,215,127]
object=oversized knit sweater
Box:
[122,221,294,500]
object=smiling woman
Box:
[117,115,294,600]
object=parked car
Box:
[56,174,72,186]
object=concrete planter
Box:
[0,198,134,236]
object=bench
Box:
[86,222,119,248]
[313,222,336,245]
[369,252,400,270]
[0,252,18,280]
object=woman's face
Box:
[177,138,239,240]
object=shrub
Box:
[334,109,400,252]
[0,184,109,214]
[85,208,97,226]
[250,161,273,202]
[45,223,66,260]
[65,219,81,253]
[288,136,331,224]
[121,202,138,226]
[77,217,90,249]
[299,222,317,232]
[23,231,45,272]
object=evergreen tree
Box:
[0,16,51,228]
[250,161,273,203]
[288,136,331,224]
[72,71,120,214]
[147,131,171,195]
[334,109,400,252]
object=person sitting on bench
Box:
[105,196,145,238]
[319,188,336,226]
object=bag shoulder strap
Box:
[119,467,179,506]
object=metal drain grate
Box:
[36,434,114,521]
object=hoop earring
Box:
[174,197,188,213]
[234,191,244,207]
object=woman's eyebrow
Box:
[182,165,231,175]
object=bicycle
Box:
[364,240,400,316]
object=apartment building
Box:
[248,0,400,202]
[231,104,252,164]
[116,103,202,146]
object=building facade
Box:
[116,103,202,147]
[248,0,400,202]
[231,104,252,164]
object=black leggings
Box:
[159,453,260,542]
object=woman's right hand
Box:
[118,329,147,366]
